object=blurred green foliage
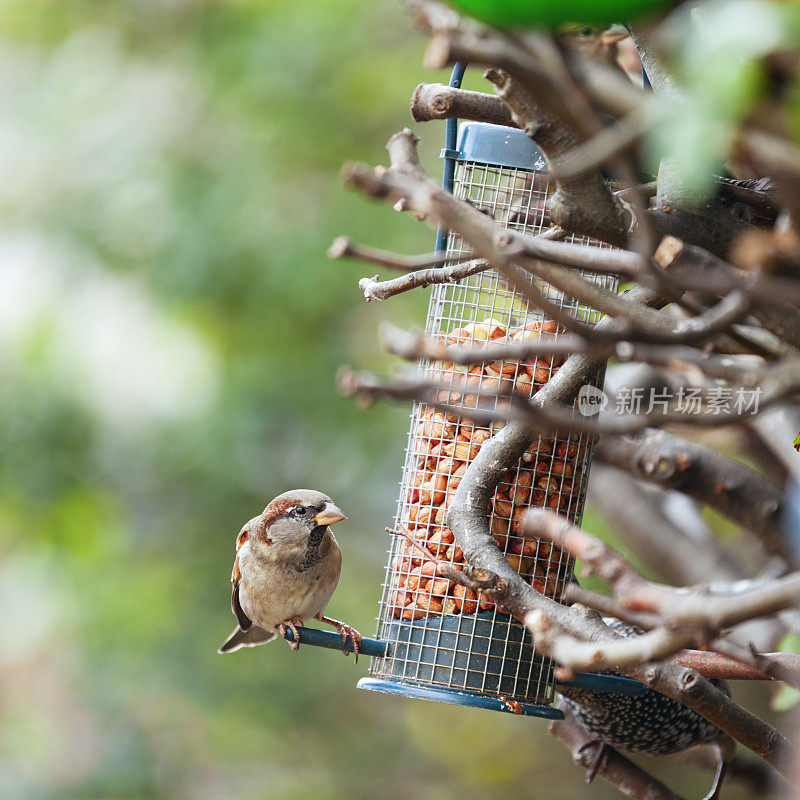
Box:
[0,3,775,799]
[646,0,799,201]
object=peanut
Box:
[453,585,478,614]
[516,372,533,396]
[510,470,533,504]
[517,320,542,335]
[426,441,445,463]
[390,591,410,618]
[556,441,578,459]
[504,553,524,573]
[457,427,486,446]
[416,595,444,614]
[478,593,494,611]
[492,494,514,519]
[395,557,413,575]
[443,597,459,615]
[481,376,502,394]
[488,360,517,377]
[420,472,447,506]
[428,528,454,555]
[389,316,582,621]
[491,516,509,538]
[463,322,490,342]
[510,538,539,558]
[446,327,469,347]
[428,577,452,597]
[532,363,551,384]
[444,440,480,462]
[401,604,427,621]
[400,539,422,567]
[532,574,562,597]
[449,462,467,491]
[437,457,459,475]
[445,544,464,563]
[419,410,457,442]
[522,447,536,463]
[415,506,434,528]
[406,566,424,591]
[537,475,559,493]
[419,560,439,579]
[550,459,574,477]
[486,321,508,340]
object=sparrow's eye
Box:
[292,505,306,516]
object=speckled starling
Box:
[557,619,734,800]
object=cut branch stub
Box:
[411,82,516,127]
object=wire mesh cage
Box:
[358,100,619,716]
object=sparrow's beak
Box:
[600,24,629,45]
[314,502,348,526]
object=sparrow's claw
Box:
[278,618,303,651]
[316,613,362,663]
[336,622,362,664]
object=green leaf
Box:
[446,0,670,28]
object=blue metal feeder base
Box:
[368,611,559,712]
[358,677,564,719]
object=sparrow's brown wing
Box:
[231,526,252,632]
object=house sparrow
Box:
[560,24,640,84]
[218,489,362,661]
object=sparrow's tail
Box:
[218,624,276,654]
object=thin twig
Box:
[328,235,475,270]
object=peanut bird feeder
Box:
[355,64,642,717]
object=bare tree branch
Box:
[379,321,768,384]
[549,704,688,800]
[548,111,646,182]
[594,429,788,562]
[328,235,475,270]
[356,259,488,301]
[410,81,515,127]
[483,66,629,246]
[523,510,800,683]
[587,465,749,587]
[335,3,800,785]
[412,2,751,256]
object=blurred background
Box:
[0,2,785,798]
